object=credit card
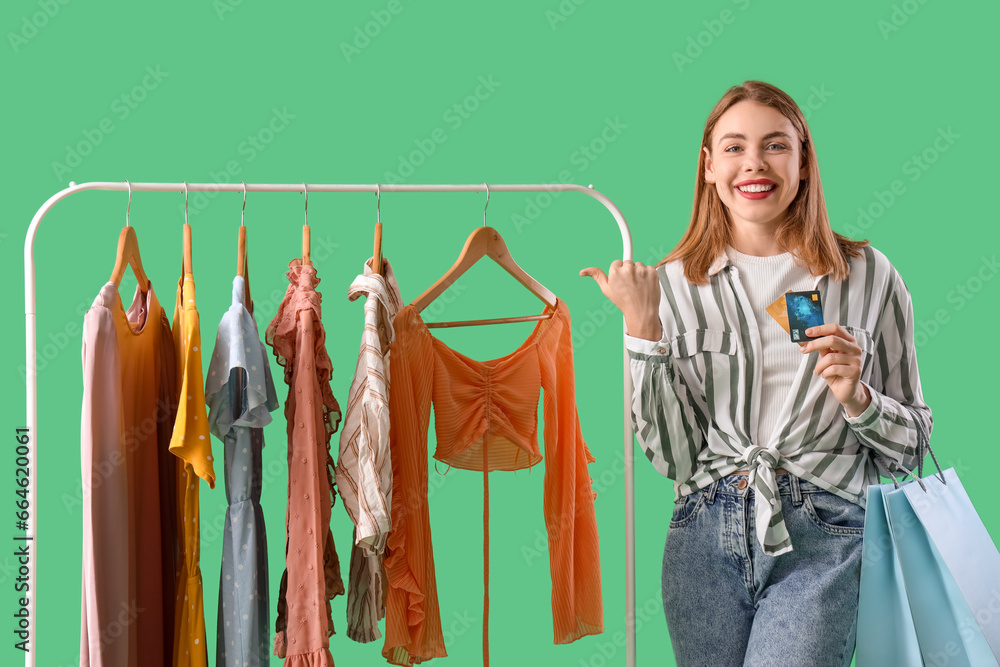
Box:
[766,291,791,334]
[784,290,824,342]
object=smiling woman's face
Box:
[704,100,808,231]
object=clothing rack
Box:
[22,181,638,667]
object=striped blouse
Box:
[626,244,933,556]
[335,256,403,643]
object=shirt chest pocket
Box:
[670,328,739,391]
[843,325,876,382]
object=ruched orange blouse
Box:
[382,298,603,666]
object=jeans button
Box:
[737,478,747,490]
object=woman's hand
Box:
[579,260,662,341]
[800,323,871,417]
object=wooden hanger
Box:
[109,226,152,289]
[236,182,253,314]
[302,225,311,265]
[301,182,312,266]
[181,182,193,274]
[411,185,556,328]
[182,224,193,274]
[109,181,151,291]
[372,183,382,275]
[410,226,557,328]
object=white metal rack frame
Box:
[22,181,638,667]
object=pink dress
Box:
[266,259,345,666]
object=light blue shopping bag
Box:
[898,467,1000,662]
[857,483,923,666]
[858,447,1000,667]
[885,478,998,666]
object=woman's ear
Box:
[703,146,716,184]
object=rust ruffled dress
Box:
[382,298,604,666]
[266,259,345,666]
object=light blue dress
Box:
[205,275,279,667]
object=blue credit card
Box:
[785,290,824,342]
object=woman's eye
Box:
[767,143,787,150]
[724,145,742,153]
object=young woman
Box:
[581,81,932,666]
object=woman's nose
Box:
[742,150,767,171]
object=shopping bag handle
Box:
[875,419,945,491]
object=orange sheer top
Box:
[382,298,603,666]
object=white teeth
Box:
[737,184,776,193]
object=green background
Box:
[2,0,996,665]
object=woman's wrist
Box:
[625,317,663,341]
[844,383,872,418]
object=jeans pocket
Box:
[802,491,865,536]
[669,491,706,529]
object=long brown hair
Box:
[658,80,868,285]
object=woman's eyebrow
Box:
[717,131,794,144]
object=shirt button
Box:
[737,478,747,490]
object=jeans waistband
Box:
[702,472,830,505]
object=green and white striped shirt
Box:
[626,244,932,556]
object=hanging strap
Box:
[483,433,490,667]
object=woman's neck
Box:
[728,220,784,256]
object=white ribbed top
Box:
[725,244,816,447]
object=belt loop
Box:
[790,473,803,506]
[704,479,719,505]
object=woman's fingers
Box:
[582,261,661,326]
[579,266,610,294]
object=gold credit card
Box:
[766,291,791,334]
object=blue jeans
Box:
[662,473,864,667]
